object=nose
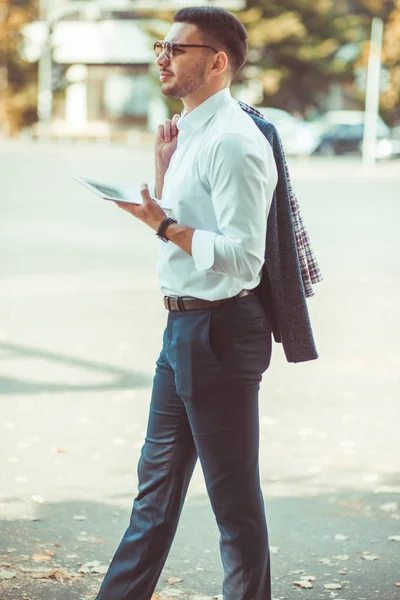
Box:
[156,51,170,67]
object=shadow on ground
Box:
[0,341,152,394]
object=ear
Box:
[210,51,229,77]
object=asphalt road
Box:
[0,140,399,600]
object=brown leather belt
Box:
[164,289,255,312]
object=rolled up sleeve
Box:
[192,133,276,281]
[192,229,217,272]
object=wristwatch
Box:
[156,217,177,243]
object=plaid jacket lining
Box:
[238,101,323,298]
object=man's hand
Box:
[155,114,181,168]
[114,184,166,232]
[115,183,195,256]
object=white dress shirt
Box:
[151,88,277,301]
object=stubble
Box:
[161,60,208,98]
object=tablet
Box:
[72,175,144,204]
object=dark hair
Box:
[173,6,247,77]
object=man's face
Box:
[156,23,213,99]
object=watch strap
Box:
[156,217,177,242]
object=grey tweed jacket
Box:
[246,112,318,363]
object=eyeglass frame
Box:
[154,40,219,61]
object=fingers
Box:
[114,201,131,212]
[157,114,181,143]
[157,124,165,143]
[171,113,181,135]
[140,183,152,204]
[164,120,172,142]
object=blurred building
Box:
[24,0,245,140]
[51,18,161,140]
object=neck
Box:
[182,83,229,114]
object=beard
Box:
[161,60,208,98]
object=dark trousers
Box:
[95,294,272,600]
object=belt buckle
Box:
[164,296,172,311]
[164,296,185,312]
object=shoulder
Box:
[238,109,281,150]
[205,103,269,158]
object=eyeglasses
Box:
[154,40,219,61]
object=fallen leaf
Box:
[395,582,400,587]
[54,569,71,584]
[361,552,378,561]
[94,565,108,574]
[151,595,160,600]
[20,567,35,573]
[73,515,87,521]
[55,448,69,454]
[0,569,16,580]
[324,583,342,590]
[318,557,332,565]
[332,554,350,561]
[167,577,183,585]
[78,561,108,575]
[77,535,104,544]
[334,534,349,541]
[32,553,53,562]
[389,535,400,542]
[0,562,11,567]
[31,568,79,582]
[290,569,306,574]
[294,580,313,589]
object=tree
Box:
[237,0,371,115]
[354,0,400,124]
[237,0,400,124]
[0,0,39,136]
[382,2,400,123]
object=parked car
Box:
[313,110,398,158]
[258,107,320,156]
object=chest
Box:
[162,133,213,225]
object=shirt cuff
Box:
[192,229,216,272]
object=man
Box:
[96,7,278,600]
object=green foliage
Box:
[232,0,399,123]
[0,0,39,135]
[237,1,365,113]
[355,0,400,124]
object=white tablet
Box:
[72,175,144,204]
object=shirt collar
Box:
[178,88,232,132]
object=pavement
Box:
[0,141,399,600]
